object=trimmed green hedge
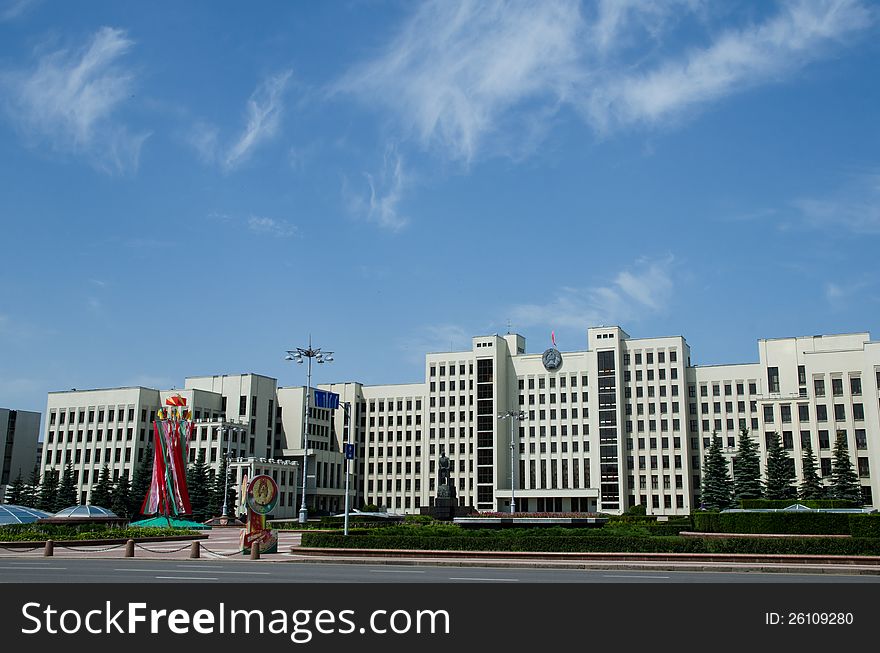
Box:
[693,512,880,536]
[301,532,880,556]
[0,524,196,542]
[607,515,693,535]
[738,499,858,509]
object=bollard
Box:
[125,540,135,558]
[190,541,200,559]
[44,540,54,557]
[250,545,260,560]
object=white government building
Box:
[39,326,880,517]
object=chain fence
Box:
[2,536,268,558]
[0,544,42,552]
[57,543,126,553]
[200,544,245,557]
[134,542,195,554]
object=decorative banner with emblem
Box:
[542,331,563,371]
[140,394,193,518]
[240,474,279,554]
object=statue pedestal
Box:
[433,497,457,521]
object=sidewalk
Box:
[3,530,880,575]
[288,546,880,575]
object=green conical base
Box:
[130,517,212,530]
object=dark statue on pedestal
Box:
[433,447,457,520]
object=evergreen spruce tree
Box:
[23,465,41,508]
[799,445,825,501]
[36,468,59,512]
[55,461,78,510]
[130,447,153,518]
[111,472,132,518]
[830,431,863,504]
[186,450,211,520]
[732,426,763,502]
[764,432,797,500]
[701,433,733,511]
[6,469,25,505]
[91,465,114,508]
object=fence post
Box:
[250,545,260,560]
[43,540,54,557]
[125,540,135,557]
[190,541,200,559]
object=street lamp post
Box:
[285,339,333,523]
[342,401,352,536]
[220,423,244,523]
[498,410,526,514]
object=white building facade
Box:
[39,327,880,516]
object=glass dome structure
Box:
[52,505,118,519]
[0,505,53,525]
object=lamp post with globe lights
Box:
[498,410,526,514]
[285,340,333,523]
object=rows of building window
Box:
[812,375,862,398]
[520,457,591,490]
[519,375,588,390]
[623,349,678,365]
[46,426,144,444]
[46,445,137,467]
[49,406,144,426]
[628,454,685,471]
[762,402,866,424]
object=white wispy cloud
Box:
[337,0,584,163]
[365,147,408,230]
[338,0,872,159]
[590,0,701,56]
[3,26,148,173]
[824,279,874,310]
[793,171,880,234]
[511,255,675,329]
[247,215,298,238]
[225,70,292,170]
[190,70,293,171]
[585,0,873,132]
[0,0,39,22]
[346,145,410,230]
[399,324,473,363]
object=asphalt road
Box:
[1,558,879,583]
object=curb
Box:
[291,547,880,566]
[280,555,880,575]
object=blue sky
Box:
[1,0,879,413]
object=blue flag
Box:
[313,389,340,409]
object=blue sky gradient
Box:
[1,0,879,412]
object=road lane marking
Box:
[602,575,670,579]
[369,569,426,574]
[114,568,270,575]
[448,577,519,582]
[154,576,218,581]
[0,566,67,570]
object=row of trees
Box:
[702,426,863,511]
[5,448,237,522]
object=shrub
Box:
[738,499,857,509]
[0,523,196,542]
[693,512,852,535]
[848,516,880,538]
[300,532,880,556]
[625,503,647,516]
